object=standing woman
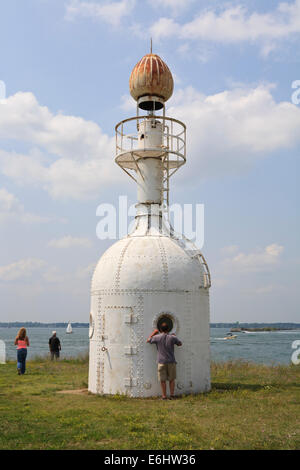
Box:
[14,328,30,375]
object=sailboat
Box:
[66,322,73,334]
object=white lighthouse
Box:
[88,52,211,397]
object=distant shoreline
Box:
[0,322,89,328]
[230,327,300,332]
[0,322,299,329]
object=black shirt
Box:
[49,336,61,352]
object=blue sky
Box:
[0,0,299,322]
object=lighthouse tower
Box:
[88,52,211,397]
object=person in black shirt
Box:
[49,331,61,360]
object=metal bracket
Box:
[124,313,137,324]
[124,346,137,355]
[124,377,137,387]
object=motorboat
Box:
[224,333,237,340]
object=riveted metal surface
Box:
[89,52,211,397]
[185,292,192,391]
[136,295,144,397]
[96,295,104,394]
[91,236,207,293]
[89,289,211,396]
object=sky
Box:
[0,0,299,323]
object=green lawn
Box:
[0,357,299,449]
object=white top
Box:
[92,233,206,293]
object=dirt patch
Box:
[57,388,88,395]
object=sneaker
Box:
[17,369,21,375]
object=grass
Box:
[0,357,299,450]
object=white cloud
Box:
[48,236,92,249]
[0,92,121,200]
[42,266,70,284]
[0,257,95,284]
[42,262,96,283]
[120,94,136,112]
[0,188,22,214]
[0,258,46,281]
[253,285,276,295]
[169,84,300,179]
[0,92,113,161]
[150,1,300,53]
[65,0,136,27]
[76,262,96,279]
[212,243,284,290]
[0,187,51,223]
[1,84,300,199]
[221,243,284,274]
[220,245,239,256]
[150,17,178,40]
[149,0,194,16]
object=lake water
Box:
[0,327,299,365]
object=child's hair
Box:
[160,322,169,333]
[16,327,26,341]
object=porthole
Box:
[157,313,174,333]
[153,312,179,335]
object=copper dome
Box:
[129,53,174,109]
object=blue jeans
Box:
[17,348,27,374]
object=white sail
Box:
[66,322,73,334]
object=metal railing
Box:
[115,115,186,209]
[115,115,186,172]
[197,253,211,289]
